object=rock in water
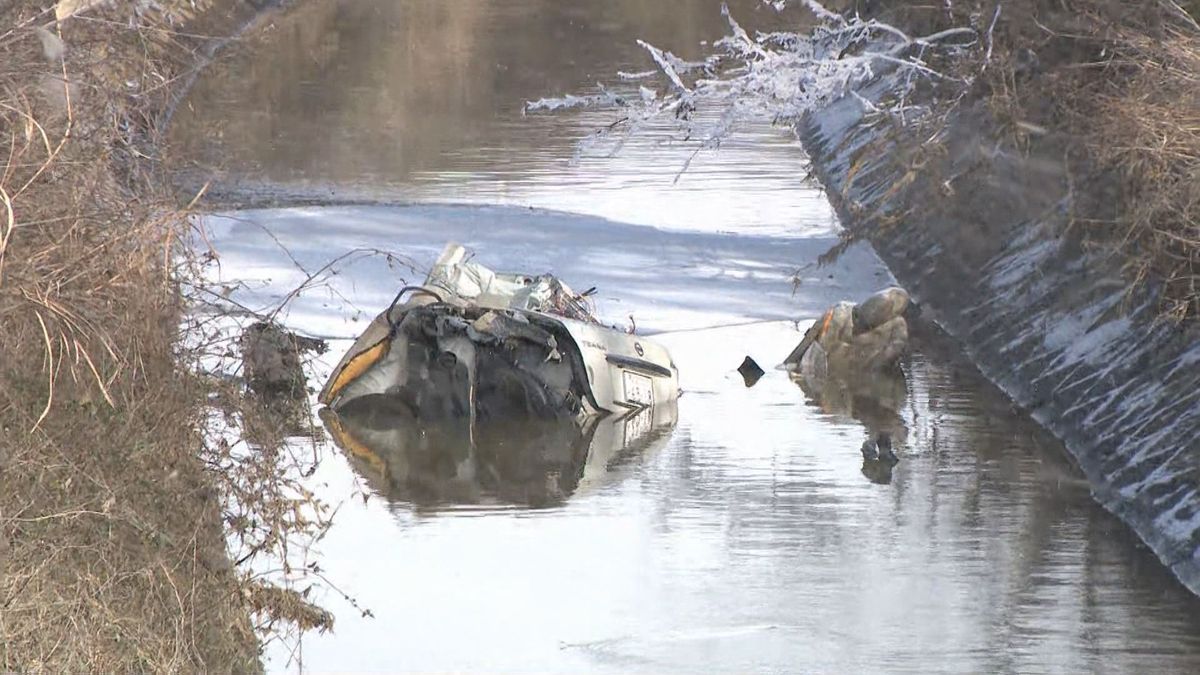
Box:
[785,287,911,375]
[240,321,328,400]
[853,287,910,332]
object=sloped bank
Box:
[0,0,300,670]
[798,76,1200,595]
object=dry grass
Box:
[863,0,1200,320]
[0,0,326,671]
[1083,16,1200,320]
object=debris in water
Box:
[783,286,910,377]
[859,433,899,485]
[876,432,898,465]
[793,352,908,487]
[860,457,896,486]
[737,356,765,387]
[240,321,327,400]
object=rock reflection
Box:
[320,395,677,508]
[792,365,909,485]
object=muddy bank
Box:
[798,69,1200,594]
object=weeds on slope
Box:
[868,0,1200,320]
[0,0,333,671]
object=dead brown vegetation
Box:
[1082,12,1200,320]
[865,0,1200,320]
[0,0,325,671]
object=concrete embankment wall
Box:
[799,77,1200,595]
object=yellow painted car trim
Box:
[319,337,390,405]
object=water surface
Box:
[175,1,1200,672]
[169,0,828,236]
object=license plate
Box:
[622,371,654,406]
[623,406,653,445]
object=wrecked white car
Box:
[319,243,680,426]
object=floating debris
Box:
[239,321,327,400]
[737,355,765,388]
[784,286,910,377]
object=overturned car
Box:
[319,243,680,458]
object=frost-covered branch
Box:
[798,0,847,27]
[983,4,1002,67]
[526,2,979,169]
[524,88,626,113]
[638,40,693,92]
[718,4,768,59]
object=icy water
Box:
[174,1,1200,673]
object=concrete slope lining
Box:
[798,73,1200,596]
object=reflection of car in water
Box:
[321,396,677,507]
[317,242,680,506]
